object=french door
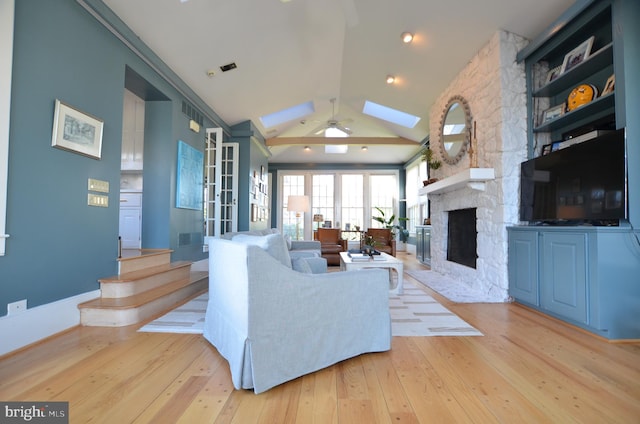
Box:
[204,128,238,242]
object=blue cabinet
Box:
[507,230,539,306]
[415,225,431,266]
[541,232,587,324]
[508,226,640,339]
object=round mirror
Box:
[439,95,472,165]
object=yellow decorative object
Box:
[567,84,598,111]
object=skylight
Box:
[362,100,421,128]
[325,145,348,154]
[259,101,314,128]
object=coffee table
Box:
[339,251,404,295]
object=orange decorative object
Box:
[567,84,598,111]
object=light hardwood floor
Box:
[1,252,639,423]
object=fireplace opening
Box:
[447,208,477,268]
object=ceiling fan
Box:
[312,98,353,137]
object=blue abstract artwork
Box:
[176,140,203,210]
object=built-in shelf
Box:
[418,168,495,196]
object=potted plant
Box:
[421,147,441,185]
[363,235,378,254]
[372,206,409,240]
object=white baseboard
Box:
[0,290,101,357]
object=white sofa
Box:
[203,234,391,393]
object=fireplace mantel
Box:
[419,168,495,196]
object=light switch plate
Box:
[88,178,109,193]
[88,193,109,207]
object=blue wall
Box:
[0,0,220,315]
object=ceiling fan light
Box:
[325,127,349,138]
[401,32,414,43]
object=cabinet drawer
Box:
[120,193,142,207]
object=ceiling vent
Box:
[220,62,237,72]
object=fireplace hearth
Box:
[447,208,477,268]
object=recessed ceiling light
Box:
[401,32,414,43]
[361,146,368,151]
[304,146,311,151]
[386,75,396,84]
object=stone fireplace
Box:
[418,30,530,302]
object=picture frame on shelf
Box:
[542,103,565,124]
[323,220,332,228]
[541,144,552,156]
[560,36,594,73]
[51,99,104,160]
[602,74,615,96]
[545,65,562,84]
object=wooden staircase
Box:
[79,249,208,327]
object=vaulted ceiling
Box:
[102,0,575,163]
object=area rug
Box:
[405,269,501,303]
[138,282,482,337]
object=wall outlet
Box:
[8,299,27,315]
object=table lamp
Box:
[287,195,310,240]
[313,214,324,231]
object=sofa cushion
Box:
[232,233,292,268]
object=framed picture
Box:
[176,140,204,210]
[602,74,615,95]
[545,65,562,84]
[542,103,565,123]
[51,99,104,159]
[560,36,594,73]
[541,144,552,156]
[323,220,332,228]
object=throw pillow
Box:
[292,258,312,274]
[232,233,292,269]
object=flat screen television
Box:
[520,128,627,225]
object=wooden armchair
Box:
[314,228,347,265]
[362,228,396,257]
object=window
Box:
[370,175,396,228]
[312,174,334,229]
[405,158,428,233]
[341,174,364,230]
[279,171,400,240]
[282,175,305,239]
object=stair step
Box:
[117,249,173,275]
[79,271,208,327]
[99,261,192,298]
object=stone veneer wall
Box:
[428,30,529,301]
